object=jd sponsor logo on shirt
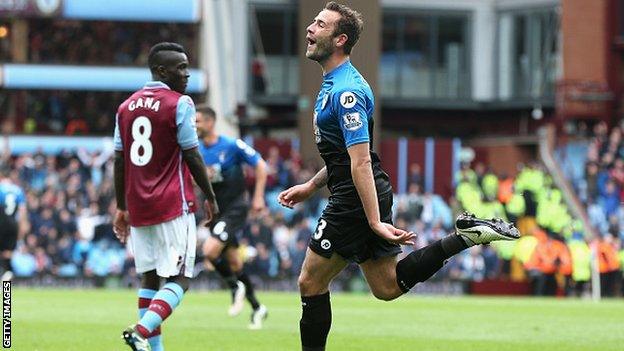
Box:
[340,91,357,108]
[320,239,331,250]
[342,112,363,131]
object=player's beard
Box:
[197,128,207,139]
[306,35,335,63]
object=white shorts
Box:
[129,213,197,278]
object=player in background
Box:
[0,169,28,282]
[196,105,269,329]
[277,3,520,350]
[113,42,218,351]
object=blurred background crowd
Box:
[6,127,624,296]
[2,0,624,298]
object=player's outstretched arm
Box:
[277,166,327,209]
[348,143,415,246]
[17,204,29,241]
[251,158,268,215]
[182,147,219,222]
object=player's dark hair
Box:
[324,1,363,55]
[148,42,186,71]
[196,104,216,120]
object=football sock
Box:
[137,282,184,339]
[212,257,239,291]
[237,271,260,310]
[138,288,163,351]
[300,292,331,351]
[440,233,470,254]
[395,235,468,293]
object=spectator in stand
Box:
[77,148,114,187]
[11,244,37,277]
[251,59,267,94]
[609,158,624,192]
[525,233,559,296]
[583,161,600,204]
[568,232,591,296]
[600,126,622,158]
[407,162,423,189]
[590,121,609,159]
[454,161,477,185]
[290,218,312,276]
[395,183,424,222]
[65,116,89,135]
[265,146,289,191]
[272,217,292,276]
[599,180,620,219]
[459,246,486,282]
[593,233,622,297]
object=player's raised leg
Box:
[298,248,348,351]
[362,213,520,300]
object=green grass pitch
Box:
[13,288,624,350]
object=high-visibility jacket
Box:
[491,240,516,260]
[514,235,538,264]
[482,201,508,222]
[456,181,481,210]
[482,173,499,200]
[525,238,559,274]
[506,193,525,217]
[553,239,572,275]
[498,178,514,204]
[592,240,621,273]
[568,240,591,282]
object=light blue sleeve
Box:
[113,113,123,151]
[333,88,369,148]
[176,95,199,150]
[235,139,261,167]
[16,187,25,206]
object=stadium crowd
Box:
[6,133,624,296]
[576,121,624,294]
[26,20,198,66]
[454,156,624,297]
[13,91,122,135]
[4,144,475,285]
[4,90,203,136]
[2,146,322,283]
[1,19,200,136]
